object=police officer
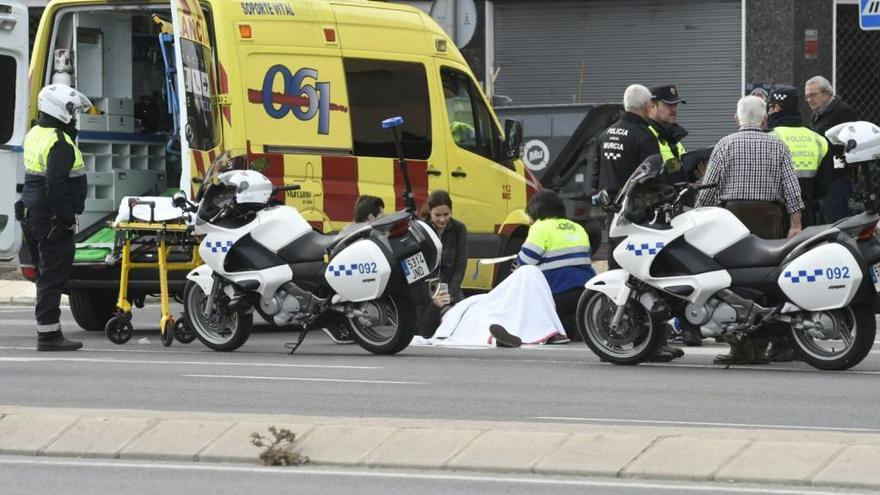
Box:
[594,85,681,362]
[648,85,688,165]
[766,85,829,227]
[20,84,92,351]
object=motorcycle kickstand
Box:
[284,325,311,355]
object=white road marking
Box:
[0,356,379,369]
[531,416,880,433]
[0,457,868,495]
[183,374,424,385]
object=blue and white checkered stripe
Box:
[626,241,666,257]
[206,240,234,253]
[783,269,823,284]
[328,264,359,277]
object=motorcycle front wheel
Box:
[789,305,875,371]
[184,281,253,352]
[345,295,415,355]
[577,290,661,365]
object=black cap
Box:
[766,85,798,110]
[650,85,686,104]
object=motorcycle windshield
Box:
[615,155,664,204]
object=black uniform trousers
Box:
[23,211,74,330]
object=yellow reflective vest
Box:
[23,125,85,177]
[769,126,828,178]
[516,218,594,293]
[649,125,686,164]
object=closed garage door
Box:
[493,0,742,149]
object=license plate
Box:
[401,252,429,284]
[871,263,880,293]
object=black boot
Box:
[490,324,522,348]
[37,330,83,351]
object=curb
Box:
[1,406,880,489]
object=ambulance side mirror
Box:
[503,119,523,161]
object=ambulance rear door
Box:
[0,1,27,260]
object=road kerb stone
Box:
[198,421,317,463]
[812,444,880,488]
[294,425,397,464]
[714,440,842,484]
[363,428,483,468]
[0,414,78,455]
[42,417,157,458]
[10,283,36,304]
[446,430,570,472]
[120,419,235,461]
[622,436,747,481]
[534,433,658,477]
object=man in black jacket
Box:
[594,84,660,202]
[805,75,859,223]
[20,84,92,351]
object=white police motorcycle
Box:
[579,121,880,371]
[174,118,441,354]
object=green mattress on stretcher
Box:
[74,189,180,263]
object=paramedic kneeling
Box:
[516,190,596,342]
[20,84,92,351]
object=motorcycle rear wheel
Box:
[789,305,875,371]
[184,281,253,352]
[577,290,661,365]
[345,295,415,355]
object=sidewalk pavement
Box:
[2,405,880,490]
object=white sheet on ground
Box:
[429,265,565,347]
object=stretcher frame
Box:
[104,200,202,346]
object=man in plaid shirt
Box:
[696,95,804,238]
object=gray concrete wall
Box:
[745,0,834,117]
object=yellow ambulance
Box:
[1,0,538,330]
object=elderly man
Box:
[697,95,804,238]
[805,76,859,223]
[697,96,804,364]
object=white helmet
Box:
[826,121,880,165]
[38,84,92,124]
[220,169,273,205]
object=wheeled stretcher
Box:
[104,196,201,346]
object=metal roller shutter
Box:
[493,0,742,149]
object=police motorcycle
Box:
[173,118,441,354]
[578,121,880,371]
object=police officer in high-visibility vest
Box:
[648,85,688,165]
[766,85,829,227]
[515,190,596,344]
[20,84,92,351]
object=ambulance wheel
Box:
[790,305,876,371]
[346,295,415,355]
[494,235,525,286]
[105,314,133,345]
[70,289,117,331]
[184,281,252,352]
[161,319,175,347]
[173,318,197,344]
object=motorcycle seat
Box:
[714,225,828,269]
[277,229,344,263]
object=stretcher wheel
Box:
[105,314,133,345]
[173,317,196,344]
[161,318,175,347]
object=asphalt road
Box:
[1,456,876,495]
[2,304,880,432]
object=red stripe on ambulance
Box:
[394,159,427,212]
[321,156,359,222]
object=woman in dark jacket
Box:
[424,190,468,304]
